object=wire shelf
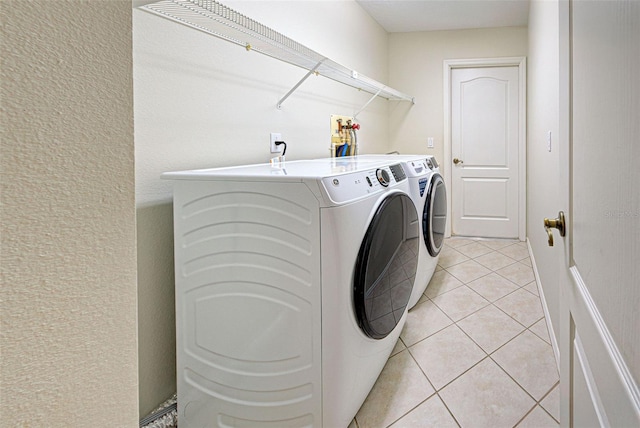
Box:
[138,0,415,108]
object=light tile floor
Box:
[351,238,560,428]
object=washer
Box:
[163,157,418,428]
[405,156,447,307]
[351,155,447,309]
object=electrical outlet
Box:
[270,132,282,153]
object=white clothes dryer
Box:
[353,155,447,309]
[163,157,418,428]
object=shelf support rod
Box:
[277,60,326,109]
[353,87,384,119]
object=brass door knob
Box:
[453,158,463,165]
[543,211,566,246]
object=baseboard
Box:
[526,238,560,371]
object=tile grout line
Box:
[425,247,547,350]
[428,354,494,400]
[385,344,466,428]
[439,243,557,423]
[434,390,463,428]
[536,381,561,424]
[442,246,529,289]
[487,351,542,424]
[511,403,539,427]
[368,239,558,427]
[437,302,551,412]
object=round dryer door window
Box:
[354,193,418,340]
[423,173,447,257]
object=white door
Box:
[450,66,521,239]
[556,1,640,426]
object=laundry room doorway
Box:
[444,57,526,240]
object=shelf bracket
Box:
[139,0,415,108]
[277,60,326,109]
[353,87,383,119]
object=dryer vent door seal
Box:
[353,194,418,339]
[423,173,447,257]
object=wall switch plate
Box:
[427,137,434,148]
[270,132,283,153]
[547,131,552,152]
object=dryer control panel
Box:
[321,164,405,204]
[404,158,432,177]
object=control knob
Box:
[376,168,390,187]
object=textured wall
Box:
[570,0,640,383]
[133,0,393,415]
[1,1,138,426]
[388,27,528,177]
[526,0,561,347]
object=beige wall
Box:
[133,0,394,415]
[0,1,138,426]
[568,0,640,382]
[387,27,528,177]
[526,0,561,347]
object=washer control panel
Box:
[322,164,406,203]
[389,164,407,182]
[376,168,391,187]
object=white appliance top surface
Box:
[350,154,428,161]
[351,154,439,177]
[162,157,400,181]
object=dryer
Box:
[163,157,418,428]
[353,154,447,309]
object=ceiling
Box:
[355,0,530,33]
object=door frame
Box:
[443,57,527,240]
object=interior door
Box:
[556,1,640,426]
[451,66,521,238]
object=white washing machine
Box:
[352,155,447,309]
[163,157,418,427]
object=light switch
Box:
[427,137,434,148]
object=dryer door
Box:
[353,193,418,339]
[423,173,447,257]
